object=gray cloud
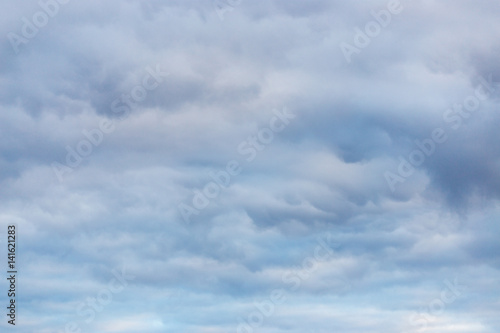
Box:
[0,0,499,332]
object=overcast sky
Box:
[1,0,500,332]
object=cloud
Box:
[0,0,499,332]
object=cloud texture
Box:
[0,0,500,332]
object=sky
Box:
[1,0,500,332]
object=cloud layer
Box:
[1,0,499,332]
